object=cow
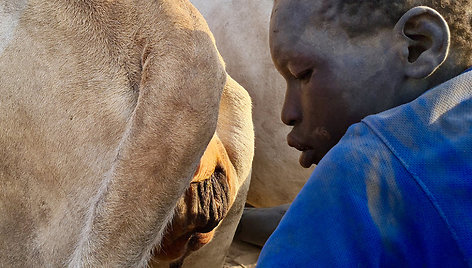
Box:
[190,0,314,208]
[0,0,253,267]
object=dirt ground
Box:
[223,240,261,268]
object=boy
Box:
[257,0,472,266]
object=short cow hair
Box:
[320,0,472,65]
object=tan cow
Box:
[190,0,314,207]
[0,0,253,267]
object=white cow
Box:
[0,0,253,267]
[190,0,314,207]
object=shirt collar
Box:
[464,67,472,73]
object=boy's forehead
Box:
[272,1,311,38]
[274,0,335,8]
[271,0,343,46]
[272,0,341,35]
[271,1,328,65]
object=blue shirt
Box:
[258,69,472,267]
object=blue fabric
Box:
[258,71,472,267]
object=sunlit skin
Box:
[269,0,434,167]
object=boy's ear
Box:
[393,6,450,79]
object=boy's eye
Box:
[295,69,313,81]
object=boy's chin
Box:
[299,150,319,168]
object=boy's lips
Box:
[287,134,311,151]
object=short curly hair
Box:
[318,0,472,66]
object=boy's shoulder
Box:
[362,69,472,169]
[360,69,472,262]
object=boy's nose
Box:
[281,85,301,126]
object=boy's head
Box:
[270,0,472,167]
